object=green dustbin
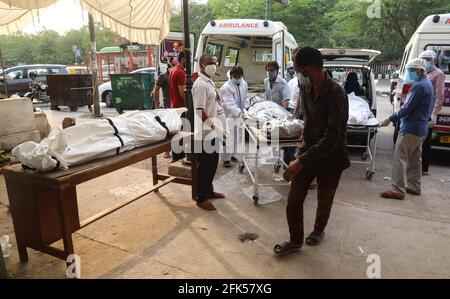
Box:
[110,73,155,114]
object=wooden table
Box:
[3,136,192,267]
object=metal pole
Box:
[88,13,102,117]
[265,0,271,20]
[182,0,197,200]
[0,48,8,97]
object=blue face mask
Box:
[425,60,433,71]
[405,69,420,83]
[232,78,241,86]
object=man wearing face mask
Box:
[169,49,187,162]
[286,61,295,81]
[380,58,435,200]
[419,50,446,176]
[264,61,294,165]
[192,54,225,211]
[274,47,350,256]
[264,61,290,109]
[220,66,248,167]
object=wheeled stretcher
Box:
[346,122,379,180]
[238,117,301,205]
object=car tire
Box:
[104,91,114,108]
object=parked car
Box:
[66,66,89,74]
[0,64,68,99]
[98,67,156,108]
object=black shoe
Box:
[231,156,239,163]
[223,161,231,168]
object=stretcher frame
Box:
[238,118,300,205]
[346,124,379,180]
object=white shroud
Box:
[12,108,186,172]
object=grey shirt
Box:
[264,75,290,107]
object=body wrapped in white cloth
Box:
[244,96,303,139]
[12,108,186,172]
[260,119,303,140]
[347,92,377,126]
[245,96,291,122]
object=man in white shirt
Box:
[192,54,225,211]
[264,61,290,108]
[220,66,248,167]
[287,76,300,115]
[264,61,295,166]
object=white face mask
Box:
[204,64,217,77]
[296,73,311,90]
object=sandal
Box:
[273,242,302,256]
[305,231,325,246]
[380,189,405,200]
[197,200,217,211]
[208,192,225,199]
[163,152,171,159]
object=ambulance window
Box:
[205,43,223,66]
[275,43,283,67]
[253,48,272,62]
[285,46,291,64]
[224,48,239,67]
[424,45,450,74]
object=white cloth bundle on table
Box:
[347,92,376,126]
[12,108,186,172]
[260,119,303,140]
[245,98,292,122]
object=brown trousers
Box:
[287,167,342,245]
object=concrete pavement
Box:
[0,97,449,278]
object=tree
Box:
[0,26,121,67]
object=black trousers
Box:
[196,138,219,204]
[287,167,342,245]
[172,112,186,161]
[422,128,432,172]
[283,147,296,166]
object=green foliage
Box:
[170,0,450,61]
[1,1,450,66]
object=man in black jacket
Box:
[274,46,350,256]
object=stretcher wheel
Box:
[238,164,245,174]
[253,196,260,206]
[274,164,281,174]
[366,170,374,180]
[361,152,368,161]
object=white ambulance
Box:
[395,13,450,149]
[194,19,298,92]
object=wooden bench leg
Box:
[55,189,75,270]
[17,244,28,263]
[151,156,159,193]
